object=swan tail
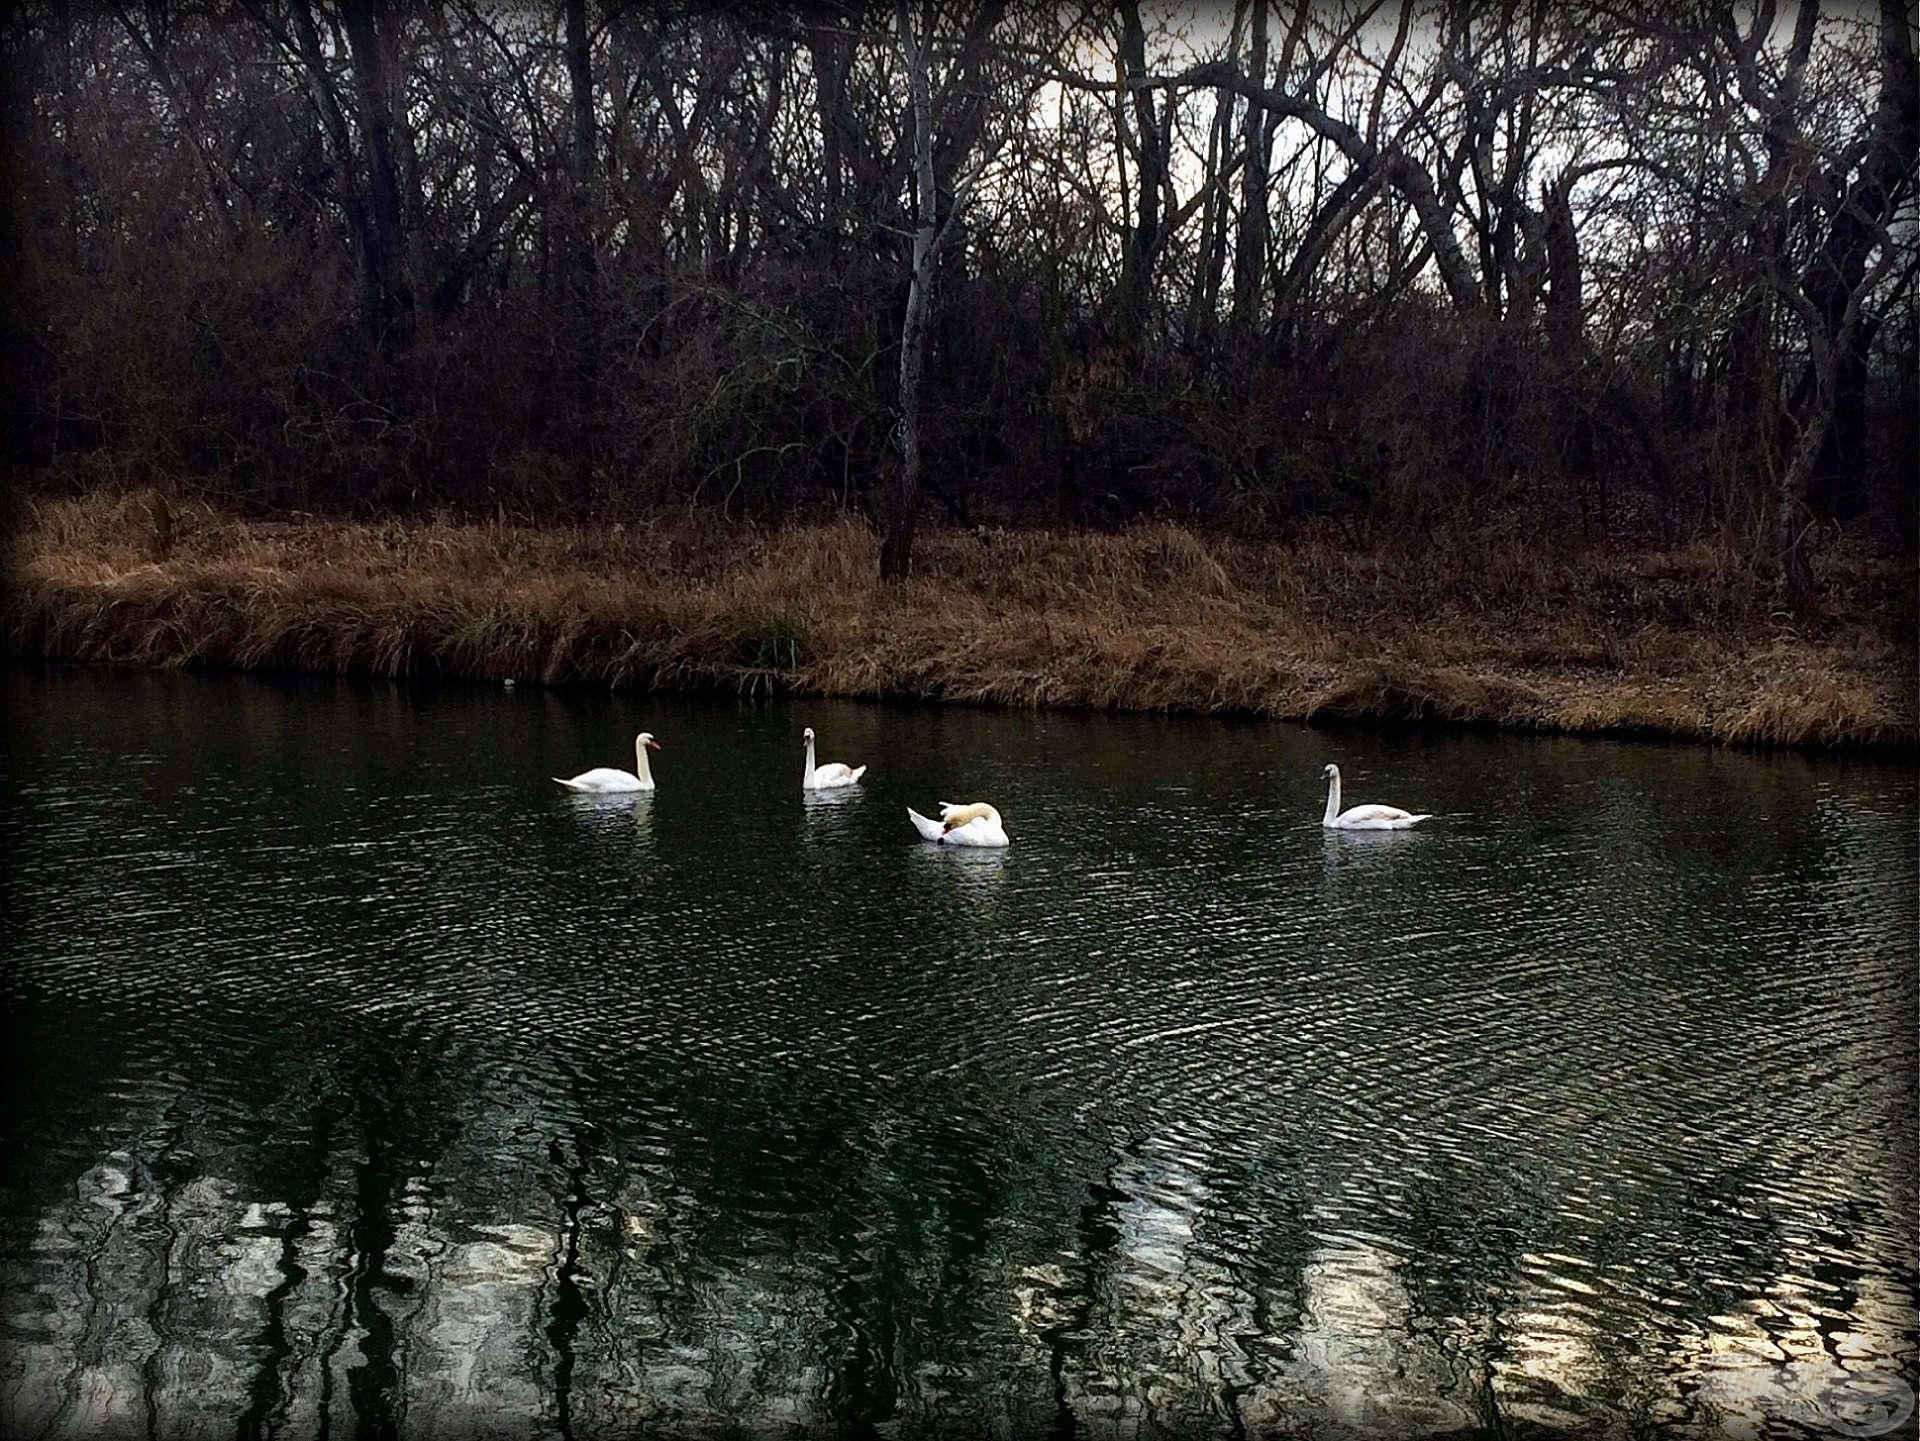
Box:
[908,807,946,842]
[553,777,583,790]
[848,765,867,784]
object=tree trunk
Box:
[1778,389,1833,613]
[565,0,598,506]
[566,0,597,334]
[289,0,378,341]
[881,2,939,582]
[805,18,851,270]
[1764,0,1916,596]
[1800,0,1918,517]
[1230,0,1268,333]
[1116,0,1164,346]
[1541,171,1595,487]
[340,0,414,351]
[1186,3,1244,355]
[1541,172,1581,368]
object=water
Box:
[1,665,1914,1440]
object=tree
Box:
[3,0,1912,553]
[881,0,941,581]
[880,0,1011,578]
[1779,0,1917,581]
[1694,0,1918,604]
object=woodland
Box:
[3,2,1914,743]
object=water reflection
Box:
[1317,826,1435,888]
[0,668,1913,1439]
[801,784,867,851]
[801,786,865,809]
[907,841,1010,903]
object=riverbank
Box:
[6,491,1914,750]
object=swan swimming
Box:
[1321,763,1430,830]
[554,733,661,793]
[803,726,867,790]
[908,801,1010,848]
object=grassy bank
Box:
[6,490,1915,750]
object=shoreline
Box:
[6,493,1915,753]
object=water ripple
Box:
[1,673,1913,1439]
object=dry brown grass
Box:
[6,489,1914,750]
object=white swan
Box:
[1322,763,1430,830]
[908,801,1010,848]
[803,726,866,790]
[554,733,660,793]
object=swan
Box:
[908,801,1010,848]
[1322,763,1430,830]
[554,733,660,793]
[803,726,867,790]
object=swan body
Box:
[555,733,660,793]
[908,801,1010,848]
[1321,763,1429,830]
[803,726,867,790]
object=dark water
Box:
[2,665,1914,1440]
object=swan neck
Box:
[635,738,654,786]
[804,732,816,783]
[1324,769,1341,824]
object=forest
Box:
[2,1,1915,742]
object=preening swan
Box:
[554,733,661,793]
[908,801,1010,848]
[1321,763,1430,830]
[802,726,866,790]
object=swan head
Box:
[637,733,661,751]
[1322,763,1339,779]
[803,727,815,743]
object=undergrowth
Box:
[6,490,1913,750]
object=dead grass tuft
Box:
[6,490,1913,750]
[1717,650,1909,749]
[1553,687,1712,742]
[1309,662,1551,729]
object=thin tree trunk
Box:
[341,0,414,351]
[881,1,938,582]
[289,0,379,340]
[1116,0,1163,346]
[1778,383,1833,611]
[566,0,597,335]
[1231,0,1268,332]
[1541,172,1581,368]
[805,18,850,270]
[1186,10,1241,355]
[565,0,598,505]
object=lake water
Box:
[2,665,1914,1440]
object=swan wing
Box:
[808,761,863,788]
[943,817,1011,847]
[555,768,645,793]
[1333,804,1430,828]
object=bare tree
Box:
[4,0,1912,555]
[881,0,940,580]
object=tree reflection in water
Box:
[2,674,1913,1438]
